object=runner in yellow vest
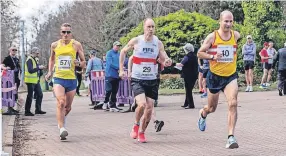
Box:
[197,10,241,149]
[45,23,86,141]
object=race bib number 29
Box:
[217,45,234,62]
[138,62,157,78]
[58,56,72,70]
[141,63,155,74]
[143,66,152,72]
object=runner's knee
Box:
[57,98,66,108]
[134,102,144,112]
[228,98,237,110]
[137,101,147,108]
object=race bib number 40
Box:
[58,56,72,70]
[217,45,234,62]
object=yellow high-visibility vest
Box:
[24,56,38,84]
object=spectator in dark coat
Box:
[176,43,198,109]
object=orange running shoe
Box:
[130,124,139,139]
[138,132,147,143]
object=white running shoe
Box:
[249,86,253,92]
[101,102,109,110]
[109,107,120,112]
[226,136,239,149]
[60,127,68,140]
[245,86,250,92]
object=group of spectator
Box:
[1,46,46,116]
[241,35,286,96]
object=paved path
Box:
[12,91,286,156]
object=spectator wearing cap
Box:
[242,35,256,92]
[1,45,21,115]
[98,41,122,112]
[272,42,286,96]
[264,41,277,86]
[24,47,46,116]
[259,42,271,89]
[85,50,104,77]
[176,43,198,109]
[85,50,104,105]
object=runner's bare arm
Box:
[48,42,57,73]
[234,31,241,43]
[157,57,164,65]
[119,38,137,72]
[128,55,133,78]
[197,32,215,60]
[158,40,170,64]
[75,41,86,69]
[128,55,133,73]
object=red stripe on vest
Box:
[133,56,156,64]
[211,45,237,48]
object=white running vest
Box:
[131,35,159,80]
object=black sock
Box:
[228,135,234,139]
[201,113,206,119]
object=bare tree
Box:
[1,0,20,60]
[30,1,245,62]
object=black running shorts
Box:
[131,78,159,100]
[206,71,238,94]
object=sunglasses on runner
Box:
[61,31,71,34]
[12,49,17,52]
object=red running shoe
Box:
[138,132,147,143]
[130,124,139,139]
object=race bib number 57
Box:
[58,56,72,70]
[217,45,234,62]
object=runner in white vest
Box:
[119,18,172,143]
